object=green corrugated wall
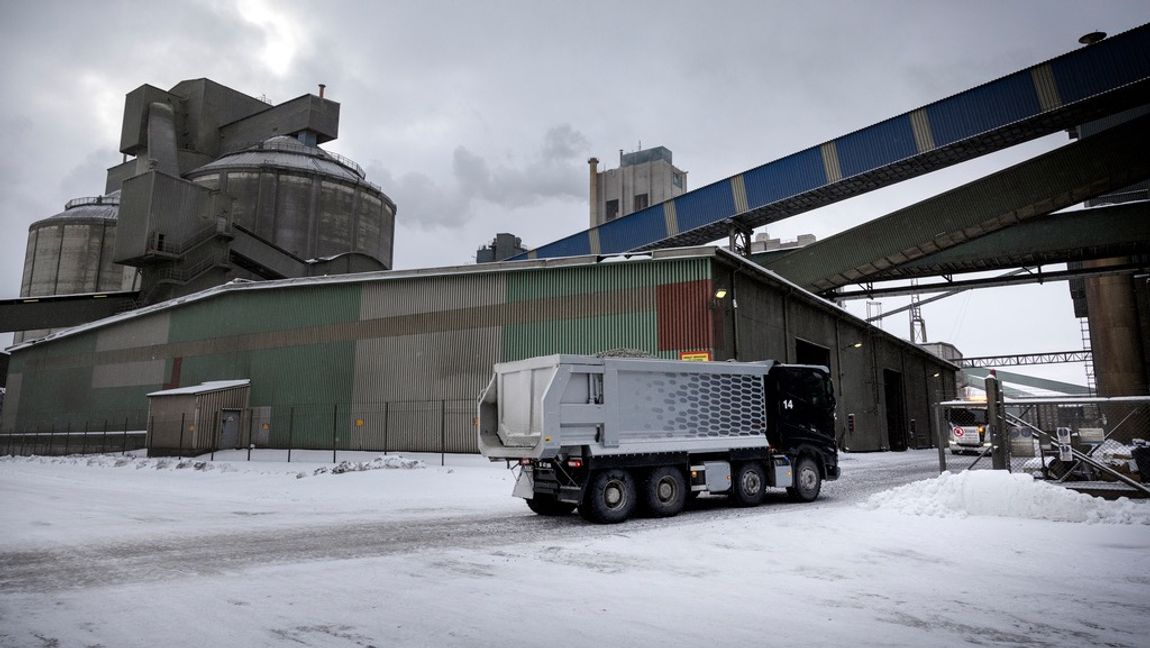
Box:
[3,257,716,444]
[502,257,709,361]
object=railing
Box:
[65,195,119,210]
[221,138,368,179]
[149,222,223,256]
[3,417,147,457]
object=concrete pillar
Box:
[1085,258,1148,397]
[1084,258,1148,443]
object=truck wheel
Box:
[525,495,576,516]
[787,456,822,502]
[579,469,636,524]
[642,466,687,518]
[730,462,767,507]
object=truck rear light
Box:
[566,458,584,469]
[518,458,532,466]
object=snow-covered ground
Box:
[1,449,1147,647]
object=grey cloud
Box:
[59,150,117,200]
[369,125,589,229]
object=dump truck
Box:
[477,354,839,523]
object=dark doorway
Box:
[795,338,831,369]
[883,369,908,451]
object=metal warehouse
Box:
[1,247,957,454]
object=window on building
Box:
[633,193,649,211]
[605,199,620,221]
[672,172,684,189]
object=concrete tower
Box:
[589,146,687,228]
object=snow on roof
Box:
[146,380,250,397]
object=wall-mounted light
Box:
[932,371,941,378]
[714,288,728,299]
[843,341,863,349]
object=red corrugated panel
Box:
[656,279,713,352]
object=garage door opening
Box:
[795,338,831,369]
[883,369,908,451]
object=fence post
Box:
[81,421,89,455]
[986,372,1008,471]
[247,411,255,461]
[122,417,130,455]
[102,419,108,455]
[287,407,294,463]
[48,423,55,456]
[383,401,389,455]
[147,415,154,457]
[441,400,446,467]
[935,402,948,473]
[210,411,219,461]
[178,412,186,459]
[64,421,71,456]
[332,403,338,464]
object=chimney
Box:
[588,157,600,227]
[318,84,327,99]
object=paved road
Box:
[0,450,942,593]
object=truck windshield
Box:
[947,407,987,426]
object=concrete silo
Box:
[184,136,394,267]
[16,192,138,343]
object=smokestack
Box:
[318,84,327,98]
[588,157,600,228]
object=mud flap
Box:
[512,469,534,499]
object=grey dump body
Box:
[480,355,775,458]
[478,355,839,522]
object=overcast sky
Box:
[1,1,1147,386]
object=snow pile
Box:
[1092,439,1137,468]
[1,454,237,473]
[862,470,1150,524]
[309,455,425,476]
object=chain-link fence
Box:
[936,396,1150,494]
[2,399,477,463]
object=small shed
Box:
[145,380,250,456]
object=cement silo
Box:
[185,136,395,267]
[16,192,139,343]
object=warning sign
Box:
[679,351,712,362]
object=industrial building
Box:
[476,233,528,263]
[588,146,688,227]
[7,78,396,342]
[5,27,1149,458]
[1,248,956,454]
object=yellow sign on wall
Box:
[679,351,712,362]
[354,418,365,427]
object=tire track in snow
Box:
[0,453,939,593]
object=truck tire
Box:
[730,462,767,507]
[525,495,576,516]
[642,466,687,518]
[579,469,637,524]
[788,456,822,502]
